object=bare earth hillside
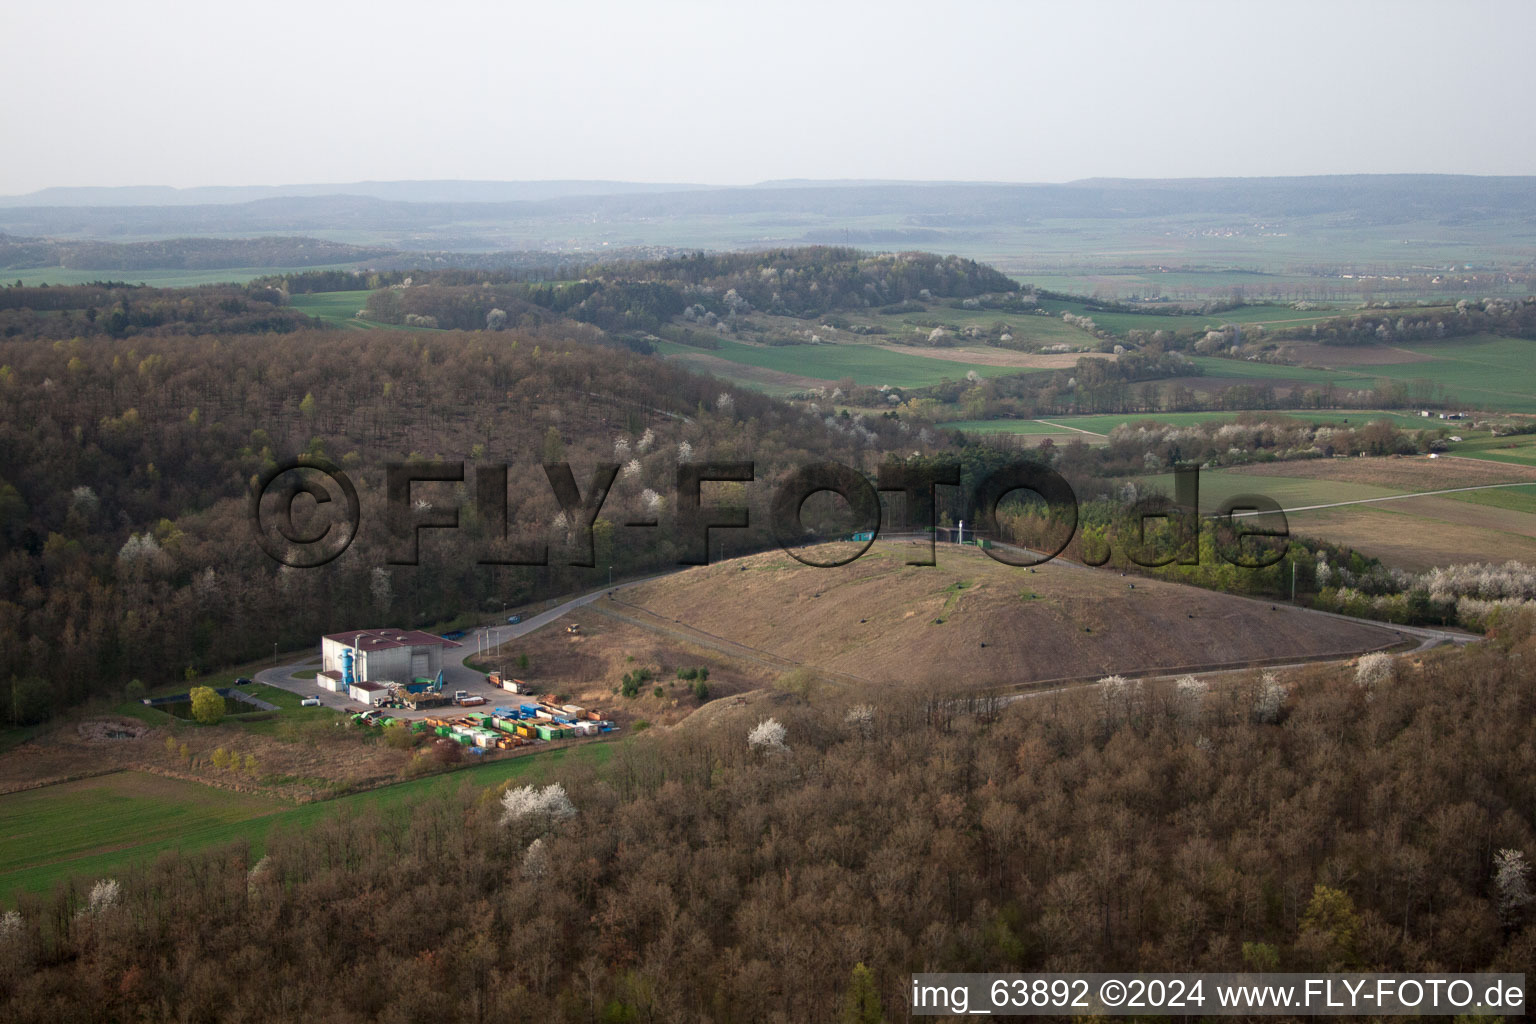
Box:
[619,542,1404,687]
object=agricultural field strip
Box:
[1227,481,1536,517]
[1033,419,1108,436]
[0,744,613,901]
[655,337,1032,387]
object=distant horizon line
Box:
[4,171,1533,206]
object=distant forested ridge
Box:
[4,174,1535,239]
[350,248,1019,336]
[0,234,392,271]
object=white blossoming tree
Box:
[522,837,551,880]
[500,783,577,827]
[78,878,121,919]
[748,717,787,753]
[1252,671,1286,724]
[1174,674,1207,724]
[369,567,392,611]
[1494,848,1532,926]
[1355,652,1394,689]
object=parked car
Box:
[507,614,523,624]
[234,677,252,686]
[301,696,322,707]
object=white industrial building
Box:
[319,628,461,693]
[349,681,389,705]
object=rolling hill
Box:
[619,540,1404,687]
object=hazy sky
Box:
[4,0,1534,195]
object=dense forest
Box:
[352,249,1022,337]
[1,630,1532,1021]
[0,321,933,721]
[0,282,317,339]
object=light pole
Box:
[272,642,277,668]
[608,565,613,587]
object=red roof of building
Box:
[322,628,462,651]
[352,681,387,692]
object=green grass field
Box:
[1443,482,1536,514]
[289,290,379,329]
[1191,336,1536,415]
[1452,436,1536,467]
[1365,335,1536,413]
[1034,298,1353,337]
[1036,409,1427,436]
[1186,356,1375,386]
[656,337,1033,389]
[0,774,283,891]
[1138,469,1402,511]
[937,419,1076,434]
[0,742,614,903]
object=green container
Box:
[435,725,450,737]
